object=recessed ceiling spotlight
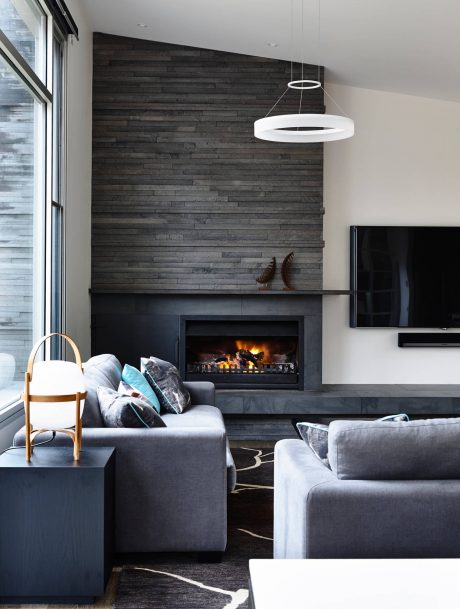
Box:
[137,23,148,28]
[267,42,278,47]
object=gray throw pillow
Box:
[97,386,166,428]
[141,356,191,414]
[297,413,409,469]
[328,416,460,480]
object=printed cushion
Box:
[142,356,191,414]
[97,386,166,428]
[121,364,161,413]
[296,422,330,468]
[118,380,155,409]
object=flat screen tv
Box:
[350,226,460,328]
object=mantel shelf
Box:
[89,288,351,296]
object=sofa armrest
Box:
[184,381,215,406]
[274,439,336,559]
[275,439,460,559]
[84,426,227,551]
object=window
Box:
[0,0,46,79]
[0,0,68,407]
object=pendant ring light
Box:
[287,79,321,89]
[254,0,354,143]
[255,113,354,143]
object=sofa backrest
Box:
[328,417,460,480]
[82,354,122,427]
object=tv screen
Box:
[350,226,460,328]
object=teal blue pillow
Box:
[121,364,161,413]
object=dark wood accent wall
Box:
[92,33,324,292]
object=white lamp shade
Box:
[29,360,86,430]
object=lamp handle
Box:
[26,333,84,378]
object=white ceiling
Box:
[79,0,460,103]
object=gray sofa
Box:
[274,418,460,559]
[15,354,236,554]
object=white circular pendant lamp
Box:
[254,0,354,144]
[254,113,354,143]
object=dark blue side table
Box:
[0,446,115,604]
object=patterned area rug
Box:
[113,446,274,609]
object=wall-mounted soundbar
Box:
[398,333,460,347]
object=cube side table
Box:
[0,446,115,604]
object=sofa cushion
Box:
[97,386,166,429]
[329,417,460,480]
[162,404,226,429]
[142,356,191,414]
[121,364,161,413]
[82,354,122,427]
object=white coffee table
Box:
[249,558,460,609]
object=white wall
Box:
[323,84,460,384]
[64,0,92,360]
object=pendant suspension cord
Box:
[299,0,304,117]
[265,87,289,117]
[317,0,321,83]
[315,0,349,118]
[321,85,351,118]
[290,0,294,82]
[301,0,304,86]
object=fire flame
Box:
[217,340,271,369]
[235,339,268,355]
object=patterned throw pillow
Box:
[142,356,191,414]
[296,423,330,468]
[97,386,166,428]
[118,380,154,408]
[297,413,410,469]
[121,364,161,413]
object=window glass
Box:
[0,0,47,81]
[0,56,45,405]
[52,34,62,202]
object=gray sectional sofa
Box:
[15,354,236,554]
[275,418,460,559]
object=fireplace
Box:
[179,316,304,389]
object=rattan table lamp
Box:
[22,333,87,461]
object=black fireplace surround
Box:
[91,292,323,412]
[180,316,304,390]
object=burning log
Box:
[214,356,229,364]
[236,350,265,366]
